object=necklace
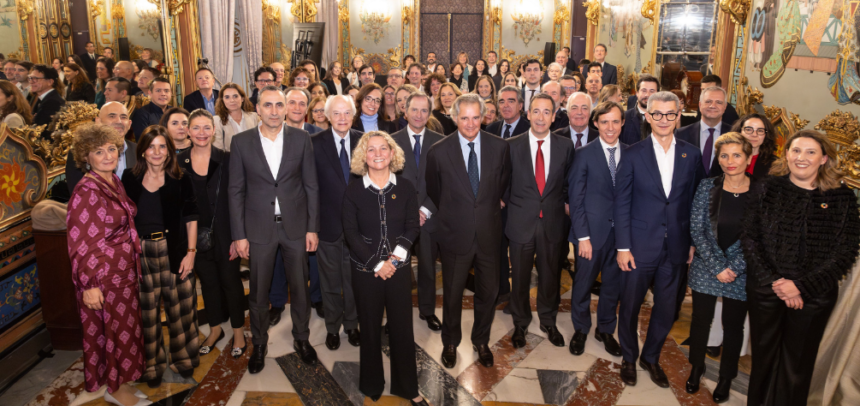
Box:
[726,178,748,197]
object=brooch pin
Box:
[821,203,828,209]
[392,194,397,199]
[185,159,190,163]
[681,153,687,158]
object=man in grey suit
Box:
[392,92,444,332]
[229,85,320,374]
[504,93,574,349]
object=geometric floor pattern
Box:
[17,264,750,406]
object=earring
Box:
[86,163,91,170]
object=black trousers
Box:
[248,226,311,345]
[441,240,500,346]
[415,226,440,317]
[352,264,418,400]
[509,219,561,328]
[675,265,689,321]
[498,207,511,297]
[688,290,747,379]
[195,240,245,329]
[747,283,836,406]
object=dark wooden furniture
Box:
[33,229,82,351]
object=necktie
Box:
[413,134,421,167]
[528,89,536,110]
[535,140,546,218]
[339,138,350,183]
[575,133,583,149]
[503,124,511,139]
[468,142,479,197]
[608,147,617,186]
[703,128,715,176]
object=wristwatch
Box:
[390,256,402,267]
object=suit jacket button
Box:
[666,201,669,205]
[271,202,275,205]
[275,183,278,187]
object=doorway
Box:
[420,0,483,69]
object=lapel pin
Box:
[821,203,828,209]
[681,153,687,158]
[185,158,190,163]
[392,194,397,199]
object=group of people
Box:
[0,41,853,406]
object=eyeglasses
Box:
[364,96,382,105]
[256,79,274,83]
[388,74,402,79]
[27,76,46,82]
[649,112,678,121]
[312,109,325,114]
[294,77,309,83]
[742,126,767,136]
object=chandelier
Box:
[510,0,541,21]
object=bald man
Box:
[113,61,141,95]
[65,102,137,193]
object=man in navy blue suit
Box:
[183,68,219,114]
[620,75,659,146]
[567,101,627,357]
[593,44,617,85]
[614,91,704,387]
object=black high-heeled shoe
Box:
[712,377,733,403]
[199,329,225,355]
[686,364,705,394]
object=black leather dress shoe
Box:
[325,333,340,350]
[569,332,587,355]
[269,307,284,327]
[712,377,732,403]
[473,344,494,367]
[419,314,442,331]
[706,345,722,358]
[346,329,360,347]
[639,358,669,388]
[511,326,527,348]
[620,360,637,385]
[594,330,622,356]
[248,344,267,374]
[686,364,705,394]
[313,302,325,318]
[540,325,565,347]
[294,340,318,364]
[441,345,457,368]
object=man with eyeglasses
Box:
[621,75,659,145]
[28,65,66,138]
[694,75,740,125]
[358,65,376,88]
[614,91,703,388]
[250,66,277,106]
[676,86,732,177]
[387,67,404,88]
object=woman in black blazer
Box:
[431,82,461,135]
[121,125,200,387]
[492,59,510,91]
[352,83,397,133]
[322,60,346,95]
[467,59,489,92]
[63,63,96,103]
[178,110,247,358]
[341,131,426,406]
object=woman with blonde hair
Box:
[742,130,860,406]
[213,83,258,151]
[0,80,33,128]
[63,63,96,103]
[307,95,330,131]
[598,84,622,104]
[431,82,461,135]
[341,130,427,406]
[502,72,520,90]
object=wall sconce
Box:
[402,0,414,24]
[360,0,392,22]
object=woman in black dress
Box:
[742,130,860,406]
[341,131,426,406]
[63,63,96,103]
[178,109,247,358]
[431,82,461,135]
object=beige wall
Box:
[596,7,655,79]
[348,0,402,54]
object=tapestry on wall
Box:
[760,0,801,87]
[829,0,860,105]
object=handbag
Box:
[196,160,222,252]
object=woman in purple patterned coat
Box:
[67,124,150,406]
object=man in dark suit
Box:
[249,67,277,106]
[554,92,598,147]
[285,87,324,134]
[694,75,740,126]
[567,101,627,357]
[562,47,578,72]
[66,102,137,193]
[542,51,574,82]
[310,95,361,351]
[543,81,569,132]
[183,68,219,114]
[229,85,320,373]
[676,86,732,177]
[131,77,172,140]
[392,93,444,332]
[113,61,141,96]
[505,94,574,349]
[593,44,617,85]
[425,94,511,369]
[486,86,530,139]
[620,75,660,146]
[29,65,66,139]
[80,42,100,84]
[614,91,704,387]
[520,59,543,112]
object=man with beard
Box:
[620,75,659,145]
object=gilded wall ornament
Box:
[719,0,751,26]
[815,110,860,147]
[583,0,600,26]
[641,0,658,25]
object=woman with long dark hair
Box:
[468,59,488,91]
[730,112,778,178]
[213,83,258,151]
[322,61,346,95]
[63,63,96,103]
[492,59,510,90]
[0,81,33,127]
[159,107,191,154]
[94,57,115,108]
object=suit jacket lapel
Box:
[669,143,686,200]
[251,128,274,181]
[324,131,348,184]
[545,137,564,191]
[395,132,418,174]
[447,137,476,200]
[276,128,291,180]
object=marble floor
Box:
[4,264,750,406]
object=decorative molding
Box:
[0,123,49,230]
[291,0,318,22]
[583,0,600,26]
[641,0,658,25]
[17,0,35,20]
[483,0,503,59]
[735,77,763,116]
[553,1,571,48]
[719,0,750,26]
[500,46,545,70]
[338,1,351,65]
[815,110,860,188]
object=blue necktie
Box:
[503,124,511,139]
[413,134,421,167]
[468,142,479,197]
[339,138,350,183]
[608,147,617,186]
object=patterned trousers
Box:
[139,239,200,380]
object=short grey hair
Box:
[498,85,523,104]
[547,62,563,73]
[324,95,356,120]
[259,85,285,100]
[646,91,681,112]
[699,86,727,103]
[451,93,486,119]
[541,81,562,108]
[566,92,593,113]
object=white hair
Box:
[324,95,356,120]
[548,63,563,73]
[566,92,593,112]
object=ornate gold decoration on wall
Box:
[280,44,292,69]
[583,0,600,26]
[553,4,570,26]
[815,110,860,187]
[789,112,810,132]
[338,3,350,22]
[642,61,652,74]
[111,4,125,19]
[21,102,100,168]
[641,0,658,25]
[291,0,318,22]
[403,5,413,24]
[719,0,750,26]
[735,77,764,116]
[264,0,281,21]
[90,0,104,18]
[500,46,545,70]
[17,0,35,20]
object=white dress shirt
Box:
[333,130,351,162]
[523,84,541,112]
[116,142,130,179]
[408,127,434,219]
[651,135,676,197]
[258,123,285,215]
[488,64,498,77]
[579,137,620,242]
[569,126,593,148]
[699,120,722,169]
[528,131,551,180]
